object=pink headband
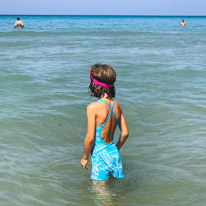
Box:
[89,68,114,88]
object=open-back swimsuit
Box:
[90,100,124,181]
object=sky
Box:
[0,0,205,15]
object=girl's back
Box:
[92,99,120,144]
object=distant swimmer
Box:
[180,19,186,26]
[14,17,24,28]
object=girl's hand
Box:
[81,157,88,170]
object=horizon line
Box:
[0,14,206,17]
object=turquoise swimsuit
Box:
[90,100,124,181]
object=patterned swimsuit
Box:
[90,100,124,181]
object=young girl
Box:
[81,64,129,182]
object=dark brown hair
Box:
[17,17,20,20]
[89,64,116,99]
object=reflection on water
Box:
[15,26,23,31]
[90,180,112,206]
[88,177,126,205]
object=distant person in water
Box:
[14,17,24,28]
[180,19,186,26]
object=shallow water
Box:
[1,15,206,205]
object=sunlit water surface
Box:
[0,15,206,205]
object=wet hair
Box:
[89,64,116,99]
[17,17,20,20]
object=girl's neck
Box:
[99,94,113,101]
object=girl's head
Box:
[89,64,116,99]
[17,17,20,20]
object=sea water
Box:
[0,15,206,205]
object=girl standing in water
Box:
[81,64,129,183]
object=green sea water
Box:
[1,15,206,205]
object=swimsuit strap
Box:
[96,100,117,128]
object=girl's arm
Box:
[81,104,96,170]
[116,107,129,151]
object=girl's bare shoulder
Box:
[87,101,101,112]
[87,102,95,109]
[114,101,122,112]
